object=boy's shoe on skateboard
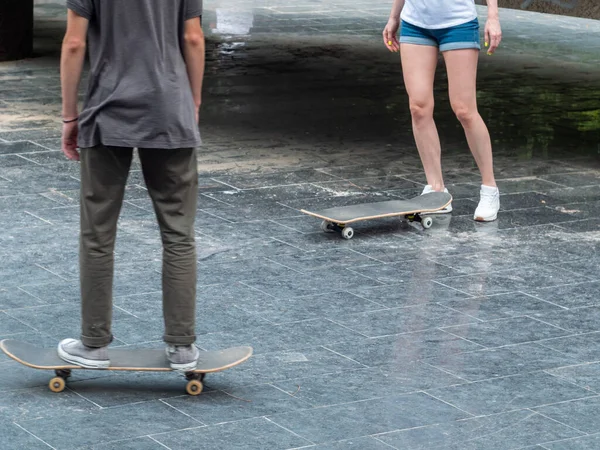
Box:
[57,338,110,368]
[166,344,200,371]
[421,185,453,214]
[474,185,500,222]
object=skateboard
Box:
[301,192,452,239]
[0,339,253,396]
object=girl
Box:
[383,0,502,221]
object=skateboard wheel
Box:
[186,379,204,396]
[342,227,354,240]
[320,220,334,233]
[422,217,433,229]
[49,377,66,393]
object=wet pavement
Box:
[1,1,600,449]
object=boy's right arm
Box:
[183,17,205,123]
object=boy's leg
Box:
[58,145,133,368]
[138,148,198,350]
[80,146,133,346]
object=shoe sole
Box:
[474,214,498,222]
[57,345,110,369]
[170,361,199,371]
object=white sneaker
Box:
[474,185,500,222]
[421,185,453,214]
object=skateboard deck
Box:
[0,339,253,396]
[301,192,452,239]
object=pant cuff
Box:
[164,334,196,346]
[81,334,113,348]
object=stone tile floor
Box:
[0,1,600,449]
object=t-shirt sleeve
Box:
[184,0,203,20]
[66,0,94,20]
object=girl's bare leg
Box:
[400,43,444,192]
[442,48,496,187]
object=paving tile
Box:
[196,257,299,285]
[546,362,600,393]
[534,306,600,334]
[267,392,470,444]
[0,141,52,155]
[424,342,578,382]
[376,410,583,450]
[441,292,566,321]
[0,420,53,450]
[437,265,592,296]
[197,319,364,355]
[440,316,571,348]
[539,332,600,363]
[426,372,595,416]
[68,371,207,408]
[164,384,309,425]
[273,362,463,407]
[553,258,600,281]
[5,303,162,345]
[333,303,479,338]
[325,329,485,367]
[19,281,80,303]
[0,385,99,422]
[349,261,462,284]
[0,288,48,310]
[526,281,600,308]
[232,290,383,324]
[350,282,473,308]
[89,437,168,450]
[152,417,312,450]
[306,436,396,449]
[243,269,382,298]
[17,400,200,448]
[202,347,365,388]
[534,396,600,434]
[542,433,600,450]
[0,311,35,336]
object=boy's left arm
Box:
[61,9,89,161]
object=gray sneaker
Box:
[57,338,110,368]
[166,344,200,370]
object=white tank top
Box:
[401,0,478,29]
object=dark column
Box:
[0,1,34,62]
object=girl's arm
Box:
[485,0,502,54]
[383,0,405,52]
[389,0,406,21]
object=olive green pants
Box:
[79,146,198,347]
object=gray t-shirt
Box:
[66,0,203,149]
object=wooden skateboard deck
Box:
[301,192,452,239]
[0,339,253,396]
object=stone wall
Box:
[477,0,600,20]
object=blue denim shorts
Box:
[399,18,481,52]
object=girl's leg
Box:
[442,49,496,187]
[400,43,445,192]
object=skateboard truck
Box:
[320,220,354,239]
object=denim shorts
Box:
[399,18,481,52]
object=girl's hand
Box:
[383,18,401,52]
[485,18,502,55]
